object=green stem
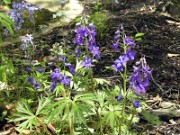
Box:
[127,109,136,128]
[118,119,122,135]
[68,104,74,135]
[119,35,128,134]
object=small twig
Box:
[0,127,14,135]
[150,73,164,91]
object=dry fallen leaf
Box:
[22,130,31,135]
[153,94,162,101]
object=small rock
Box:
[160,101,174,109]
[169,119,176,124]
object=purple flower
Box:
[26,67,31,73]
[81,56,92,69]
[132,100,140,108]
[74,27,89,45]
[112,56,126,72]
[112,42,119,50]
[114,35,120,40]
[124,35,136,47]
[61,75,70,86]
[124,49,136,62]
[67,65,75,75]
[12,2,25,10]
[91,46,100,59]
[88,30,96,47]
[8,9,24,30]
[115,29,120,35]
[21,34,33,44]
[50,82,56,92]
[129,57,151,95]
[75,49,81,58]
[26,5,41,14]
[36,68,45,73]
[21,34,33,50]
[51,68,62,82]
[32,80,40,90]
[116,95,122,101]
[112,29,120,50]
[26,77,33,82]
[89,23,95,29]
[50,68,70,88]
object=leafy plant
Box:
[89,11,109,41]
[141,110,161,126]
[0,55,15,83]
[8,97,51,133]
[47,93,98,134]
[0,13,14,42]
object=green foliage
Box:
[141,110,161,125]
[0,55,15,83]
[89,11,109,41]
[3,0,11,4]
[101,104,121,129]
[8,97,51,131]
[134,32,145,42]
[47,93,98,125]
[0,12,14,42]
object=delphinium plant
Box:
[46,16,104,134]
[8,16,103,134]
[95,27,152,134]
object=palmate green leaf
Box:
[15,100,34,116]
[36,97,51,116]
[141,110,161,125]
[47,98,72,123]
[8,98,51,131]
[100,104,121,129]
[8,99,38,130]
[101,111,120,129]
[11,115,35,123]
[74,93,98,107]
[53,84,65,97]
[71,102,87,125]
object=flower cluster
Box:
[129,57,151,95]
[25,60,44,90]
[74,22,100,61]
[50,68,70,92]
[112,35,136,72]
[81,56,93,69]
[112,29,120,50]
[8,1,41,30]
[50,43,75,75]
[26,77,40,90]
[25,60,45,74]
[124,35,136,47]
[21,34,33,50]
